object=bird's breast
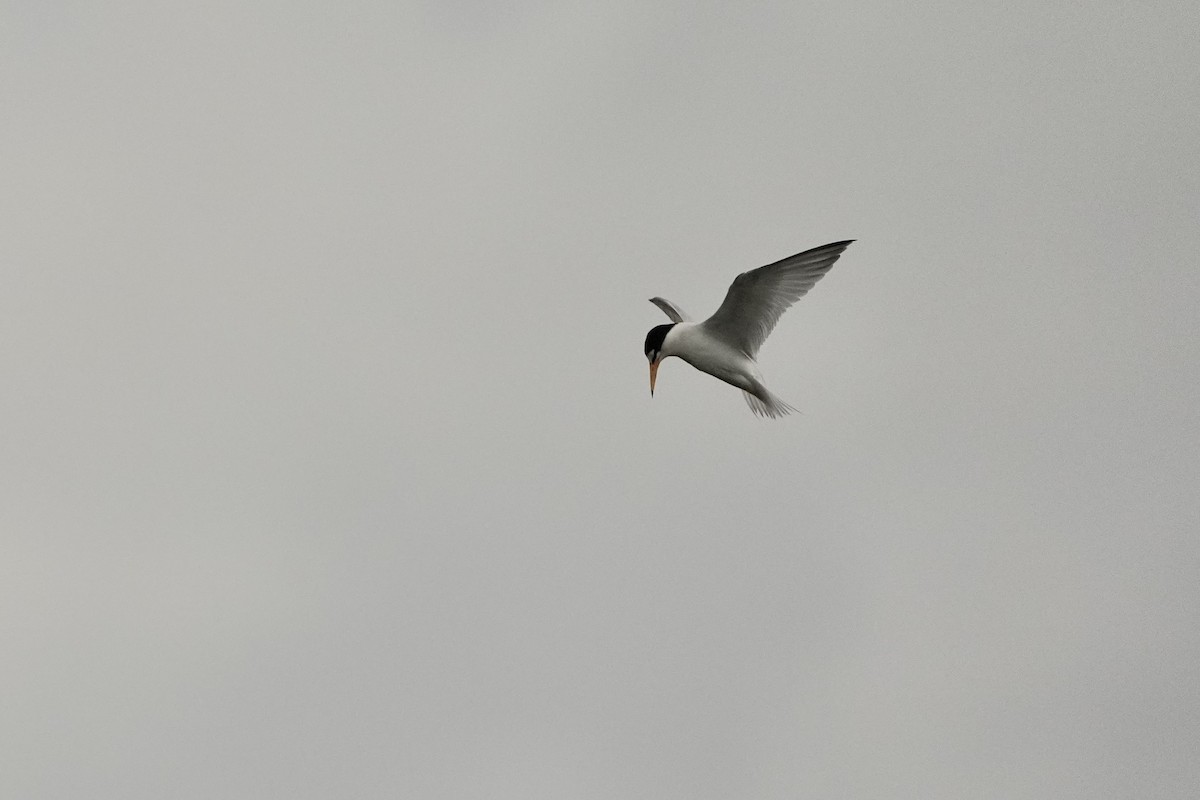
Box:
[663,323,759,392]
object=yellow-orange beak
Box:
[649,359,659,396]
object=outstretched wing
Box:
[701,240,853,357]
[648,296,691,323]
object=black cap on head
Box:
[644,323,675,358]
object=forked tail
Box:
[742,387,798,419]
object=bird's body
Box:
[663,323,756,390]
[644,239,854,418]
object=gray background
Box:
[4,2,1199,798]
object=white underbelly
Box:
[668,324,759,392]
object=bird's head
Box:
[643,323,675,397]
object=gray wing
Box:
[648,296,691,323]
[700,240,853,357]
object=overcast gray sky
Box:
[3,2,1199,798]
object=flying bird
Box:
[644,239,854,418]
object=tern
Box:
[644,239,854,418]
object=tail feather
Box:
[742,387,798,419]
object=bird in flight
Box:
[644,239,854,418]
